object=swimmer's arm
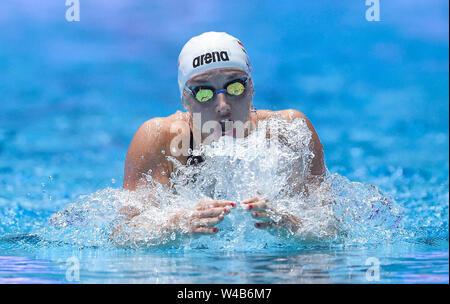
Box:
[278,109,326,193]
[243,196,337,239]
[110,215,180,248]
[242,197,302,232]
[123,118,172,191]
[110,200,235,247]
[120,119,172,220]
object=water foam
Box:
[44,117,403,249]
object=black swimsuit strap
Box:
[187,131,204,166]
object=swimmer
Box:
[118,32,326,240]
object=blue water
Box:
[0,0,448,283]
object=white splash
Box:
[46,117,402,249]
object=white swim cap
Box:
[177,31,252,97]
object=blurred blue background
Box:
[0,0,448,283]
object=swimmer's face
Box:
[183,67,254,138]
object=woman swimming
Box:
[117,32,326,241]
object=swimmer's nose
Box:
[216,91,231,114]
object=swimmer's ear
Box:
[181,92,192,110]
[249,78,255,96]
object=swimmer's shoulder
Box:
[256,109,307,122]
[126,111,189,162]
[256,108,325,176]
[256,108,317,139]
[124,111,189,189]
[133,111,189,145]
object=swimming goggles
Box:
[185,77,249,103]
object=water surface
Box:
[0,0,448,283]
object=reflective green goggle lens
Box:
[193,79,247,103]
[226,81,245,96]
[195,89,214,102]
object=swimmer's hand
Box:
[110,200,235,247]
[241,197,301,233]
[171,199,236,235]
[118,206,141,219]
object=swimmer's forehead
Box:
[187,68,248,85]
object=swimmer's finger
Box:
[242,197,260,205]
[118,206,141,219]
[209,200,235,208]
[192,227,219,235]
[252,211,270,220]
[195,207,230,218]
[254,222,276,229]
[242,197,268,204]
[242,201,267,211]
[197,200,236,210]
[193,215,224,227]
